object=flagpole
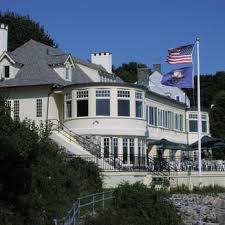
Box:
[196,38,202,176]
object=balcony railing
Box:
[155,156,225,172]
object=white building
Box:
[0,24,210,170]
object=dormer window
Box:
[65,64,71,80]
[4,66,9,78]
[175,95,180,102]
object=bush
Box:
[84,182,183,225]
[170,184,225,194]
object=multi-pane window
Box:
[36,99,42,117]
[65,93,72,118]
[77,90,88,117]
[202,114,208,133]
[4,66,10,78]
[138,139,145,165]
[130,139,134,164]
[77,90,88,98]
[118,90,130,98]
[202,121,207,133]
[123,139,128,163]
[168,111,174,130]
[96,90,110,116]
[174,114,183,131]
[65,65,70,80]
[135,91,143,118]
[175,95,180,102]
[163,111,169,128]
[146,105,148,123]
[174,113,179,130]
[158,109,163,127]
[112,138,118,158]
[100,75,116,82]
[5,100,11,116]
[189,113,198,119]
[180,115,183,131]
[14,100,19,120]
[147,106,157,126]
[189,120,198,132]
[118,90,130,116]
[103,138,110,158]
[188,113,208,133]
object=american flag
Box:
[167,44,194,64]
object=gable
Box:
[0,52,16,64]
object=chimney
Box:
[0,24,8,56]
[91,52,112,73]
[153,64,161,73]
[137,68,149,87]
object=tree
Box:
[113,62,148,83]
[0,99,103,225]
[210,91,225,139]
[185,71,225,109]
[0,12,57,51]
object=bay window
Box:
[65,93,72,118]
[96,90,110,116]
[118,90,130,116]
[135,91,143,118]
[76,90,88,117]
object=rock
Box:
[170,193,225,225]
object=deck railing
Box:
[53,191,113,225]
[48,119,177,176]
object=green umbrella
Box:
[212,142,225,149]
[190,135,224,149]
[149,138,188,150]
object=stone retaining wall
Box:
[171,194,225,225]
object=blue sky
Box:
[1,0,225,74]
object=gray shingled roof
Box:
[72,56,107,71]
[0,63,66,87]
[0,39,107,88]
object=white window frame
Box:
[13,100,19,120]
[4,65,10,78]
[175,95,181,102]
[117,90,130,117]
[135,91,143,118]
[188,113,208,133]
[96,89,110,116]
[76,90,89,117]
[65,64,72,81]
[36,99,43,118]
[5,100,11,116]
[65,93,72,118]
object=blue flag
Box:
[161,66,193,88]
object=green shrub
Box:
[170,184,191,194]
[84,182,183,225]
[170,184,225,194]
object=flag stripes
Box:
[167,44,194,64]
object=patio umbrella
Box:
[190,135,224,149]
[212,141,225,149]
[149,138,188,150]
